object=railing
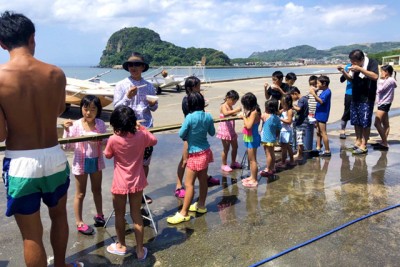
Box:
[0,117,240,151]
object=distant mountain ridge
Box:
[99,27,230,67]
[249,42,400,61]
[98,26,400,66]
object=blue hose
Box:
[249,203,400,267]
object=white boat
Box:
[65,71,115,108]
[144,57,208,94]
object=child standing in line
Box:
[290,87,309,161]
[373,65,397,150]
[104,105,157,260]
[217,90,242,172]
[63,95,107,235]
[175,77,219,198]
[260,99,282,176]
[276,95,296,168]
[307,75,318,119]
[309,75,332,157]
[167,92,215,224]
[240,93,262,188]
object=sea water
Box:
[61,66,338,83]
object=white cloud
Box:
[0,0,397,64]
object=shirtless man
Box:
[0,11,82,267]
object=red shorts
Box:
[186,148,214,171]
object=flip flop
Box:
[373,144,389,151]
[138,247,148,261]
[242,180,258,188]
[107,242,127,256]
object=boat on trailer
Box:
[65,70,114,110]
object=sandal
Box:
[230,161,242,169]
[221,164,233,172]
[207,176,220,186]
[352,147,368,155]
[174,187,186,198]
[275,162,286,169]
[138,247,148,261]
[106,242,127,256]
[167,212,191,224]
[77,224,94,235]
[259,169,274,177]
[373,143,388,151]
[93,214,105,227]
[142,195,153,204]
[188,202,207,214]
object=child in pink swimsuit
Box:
[104,105,157,260]
[63,95,107,235]
[216,90,242,172]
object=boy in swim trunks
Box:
[0,11,80,267]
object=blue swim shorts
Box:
[2,145,70,217]
[350,101,374,128]
[84,157,99,174]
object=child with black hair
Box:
[290,87,309,161]
[264,70,291,101]
[240,93,262,188]
[167,92,215,224]
[104,105,157,260]
[276,95,296,168]
[259,99,282,177]
[307,75,318,118]
[217,90,242,172]
[309,75,332,157]
[373,64,397,150]
[285,72,297,87]
[175,77,219,199]
[63,95,107,235]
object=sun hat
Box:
[122,55,149,72]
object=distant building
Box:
[382,55,400,66]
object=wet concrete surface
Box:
[1,129,400,267]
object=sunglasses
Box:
[127,62,144,67]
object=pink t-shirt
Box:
[104,128,157,194]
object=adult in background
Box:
[113,52,158,203]
[340,49,379,155]
[0,11,82,267]
[337,63,353,139]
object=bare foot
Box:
[242,179,258,188]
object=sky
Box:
[0,0,399,66]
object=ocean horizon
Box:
[61,66,338,83]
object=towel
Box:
[349,55,369,79]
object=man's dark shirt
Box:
[351,59,379,103]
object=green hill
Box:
[99,27,231,67]
[249,42,400,62]
[99,26,400,66]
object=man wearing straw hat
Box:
[114,52,158,202]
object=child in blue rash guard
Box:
[309,75,332,157]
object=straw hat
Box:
[122,55,149,72]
